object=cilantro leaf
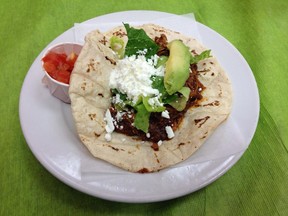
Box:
[151,75,167,96]
[124,23,159,59]
[150,75,178,104]
[190,50,212,64]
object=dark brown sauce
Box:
[137,168,150,173]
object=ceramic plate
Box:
[19,11,259,203]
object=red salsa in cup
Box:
[42,52,78,84]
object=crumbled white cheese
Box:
[161,110,170,119]
[165,126,175,139]
[113,94,123,104]
[136,49,147,55]
[148,95,163,107]
[104,109,115,141]
[104,133,112,142]
[104,109,115,133]
[109,54,164,104]
[115,111,124,121]
[146,133,151,138]
[148,55,160,67]
[157,140,163,146]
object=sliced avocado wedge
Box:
[164,40,191,95]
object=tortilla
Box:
[69,24,232,173]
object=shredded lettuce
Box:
[134,104,150,133]
[111,89,141,109]
[156,56,168,68]
[190,50,212,64]
[142,96,166,113]
[124,23,159,59]
[168,87,190,111]
[151,75,166,96]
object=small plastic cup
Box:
[41,42,83,103]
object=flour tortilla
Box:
[69,24,232,172]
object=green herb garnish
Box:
[124,23,159,59]
[134,103,151,133]
[190,50,212,64]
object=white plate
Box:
[19,11,259,203]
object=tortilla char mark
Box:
[112,29,127,37]
[99,36,108,45]
[105,56,116,65]
[194,116,210,128]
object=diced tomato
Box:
[42,51,78,84]
[56,70,70,84]
[42,52,67,64]
[43,62,57,74]
[57,62,70,71]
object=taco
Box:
[69,23,232,173]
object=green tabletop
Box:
[1,0,288,215]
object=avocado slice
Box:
[164,40,191,95]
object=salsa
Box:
[42,52,78,84]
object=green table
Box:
[1,0,287,215]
